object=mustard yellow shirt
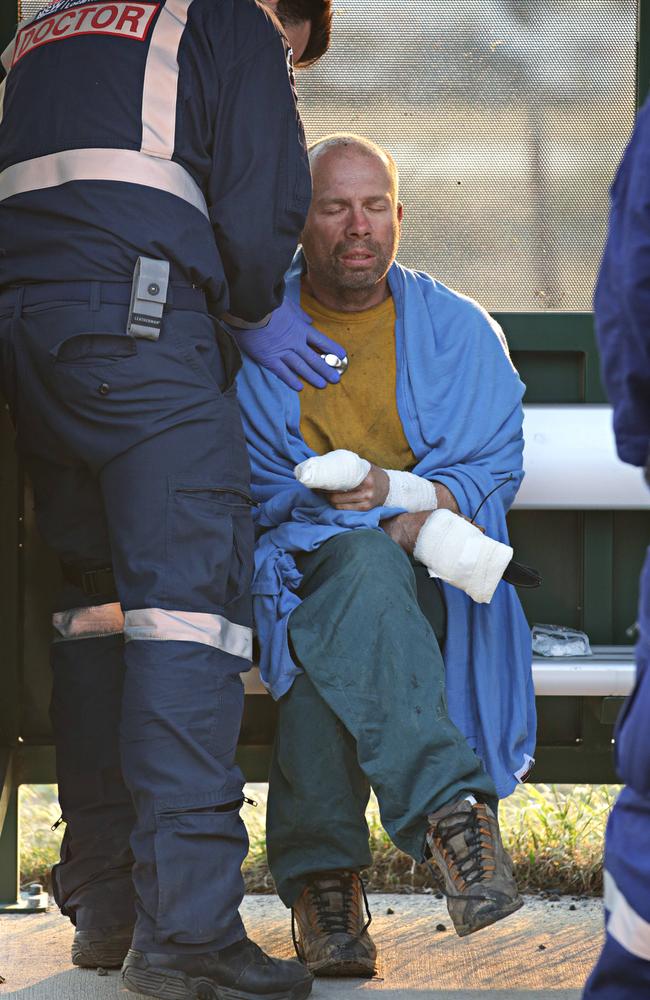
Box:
[299,287,417,471]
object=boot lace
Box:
[291,870,372,955]
[427,804,497,900]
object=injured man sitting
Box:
[235,134,536,977]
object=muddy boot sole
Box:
[121,953,313,1000]
[306,955,376,978]
[455,893,524,938]
[71,926,133,968]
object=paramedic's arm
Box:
[209,22,310,327]
[594,108,650,469]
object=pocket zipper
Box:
[179,487,259,508]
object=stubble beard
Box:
[329,238,392,291]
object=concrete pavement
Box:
[0,893,603,999]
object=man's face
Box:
[301,148,403,297]
[262,1,311,63]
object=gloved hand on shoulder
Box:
[225,298,346,391]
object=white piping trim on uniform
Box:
[0,147,209,217]
[140,0,194,159]
[221,311,273,331]
[124,608,253,661]
[0,79,6,129]
[1,39,14,74]
[605,870,650,961]
[52,603,125,642]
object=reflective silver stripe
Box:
[605,871,650,961]
[140,0,194,159]
[0,147,209,217]
[52,603,125,642]
[124,608,253,661]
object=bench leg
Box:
[0,779,20,911]
[0,762,48,913]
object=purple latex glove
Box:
[226,299,346,391]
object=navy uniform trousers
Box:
[583,551,650,998]
[0,282,255,955]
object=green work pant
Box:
[266,528,497,906]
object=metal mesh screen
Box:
[298,1,637,312]
[17,1,638,312]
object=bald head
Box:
[309,134,400,201]
[301,134,403,311]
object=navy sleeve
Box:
[594,103,650,468]
[208,19,311,325]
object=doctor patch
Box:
[12,2,159,66]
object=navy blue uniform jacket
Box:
[0,0,311,323]
[595,98,650,797]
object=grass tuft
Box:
[20,782,618,896]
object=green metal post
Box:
[0,785,20,909]
[638,0,650,107]
[0,3,17,52]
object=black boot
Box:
[121,937,314,1000]
[72,923,134,968]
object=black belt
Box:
[61,564,117,599]
[0,280,207,312]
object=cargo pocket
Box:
[165,482,255,611]
[48,331,140,420]
[154,803,248,945]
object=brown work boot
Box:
[291,870,377,977]
[425,798,522,937]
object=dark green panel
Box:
[494,312,606,403]
[613,512,650,642]
[21,482,60,741]
[583,512,614,644]
[507,511,582,630]
[0,4,17,52]
[532,748,619,784]
[16,745,56,786]
[511,350,583,404]
[235,747,272,784]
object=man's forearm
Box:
[432,481,459,514]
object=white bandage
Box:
[413,508,513,605]
[384,470,438,512]
[294,450,371,491]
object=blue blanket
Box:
[237,254,535,799]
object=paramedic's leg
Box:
[23,457,136,943]
[100,389,254,954]
[583,787,650,999]
[13,299,252,954]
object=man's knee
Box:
[327,527,412,577]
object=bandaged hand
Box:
[412,508,513,605]
[295,450,389,510]
[295,449,447,512]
